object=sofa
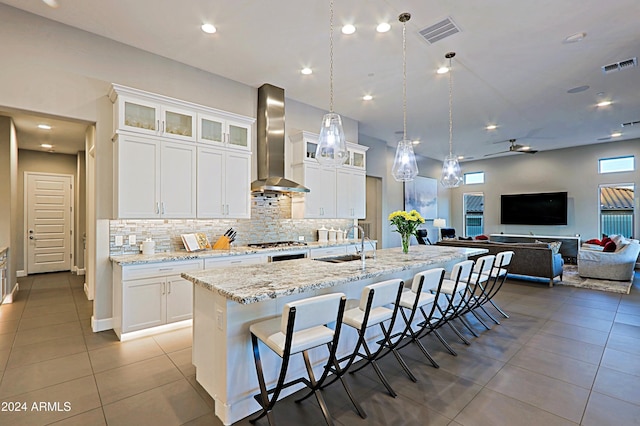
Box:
[578,237,640,281]
[437,240,564,287]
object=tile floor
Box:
[0,271,639,425]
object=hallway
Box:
[0,272,639,425]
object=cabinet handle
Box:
[157,119,160,131]
[162,282,166,295]
[222,204,225,215]
[226,204,229,215]
[161,120,165,133]
[155,202,160,214]
[158,268,174,271]
[161,202,165,214]
[167,281,172,294]
[230,260,242,264]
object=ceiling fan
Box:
[484,139,538,157]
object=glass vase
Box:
[401,233,411,254]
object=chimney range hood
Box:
[251,84,309,193]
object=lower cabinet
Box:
[113,259,204,338]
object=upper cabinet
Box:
[109,84,255,219]
[290,132,368,219]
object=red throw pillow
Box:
[603,241,616,252]
[601,237,612,247]
[585,238,601,245]
[475,235,489,240]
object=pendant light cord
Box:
[448,55,453,156]
[329,0,334,113]
[402,18,407,141]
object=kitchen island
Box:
[182,244,487,425]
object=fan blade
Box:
[484,150,510,157]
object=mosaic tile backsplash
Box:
[110,193,354,255]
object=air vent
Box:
[621,120,640,128]
[419,17,460,44]
[602,57,637,74]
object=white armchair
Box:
[578,238,640,281]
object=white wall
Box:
[449,139,640,240]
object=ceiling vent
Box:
[602,57,637,74]
[419,17,460,44]
[621,119,640,128]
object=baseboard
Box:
[75,267,86,276]
[91,315,113,333]
[83,283,94,300]
[2,283,20,304]
[16,270,26,277]
[119,319,192,342]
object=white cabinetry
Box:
[110,84,255,219]
[204,254,266,268]
[290,132,367,219]
[113,259,204,338]
[308,246,347,259]
[197,147,251,218]
[114,134,196,219]
[198,112,251,151]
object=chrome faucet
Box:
[347,224,367,270]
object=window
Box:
[463,192,484,237]
[464,171,484,185]
[599,183,634,238]
[599,156,635,174]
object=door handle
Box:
[29,236,35,240]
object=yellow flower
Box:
[388,209,425,236]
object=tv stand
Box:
[489,233,580,264]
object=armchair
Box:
[578,239,640,281]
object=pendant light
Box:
[440,52,463,188]
[315,0,348,167]
[391,12,419,182]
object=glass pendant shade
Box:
[440,154,463,188]
[315,112,348,166]
[392,139,419,182]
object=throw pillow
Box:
[603,241,616,252]
[535,240,562,255]
[475,235,489,240]
[601,237,612,247]
[585,238,601,245]
[458,236,472,240]
[610,234,627,246]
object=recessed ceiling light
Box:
[436,66,450,74]
[520,146,531,151]
[42,0,59,8]
[301,67,312,75]
[342,24,356,35]
[485,124,497,130]
[40,143,53,149]
[201,23,217,34]
[457,155,465,160]
[38,124,52,130]
[563,32,586,43]
[376,22,391,33]
[611,132,622,137]
[412,140,420,145]
[597,100,612,107]
[362,94,373,101]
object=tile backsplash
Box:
[110,193,354,255]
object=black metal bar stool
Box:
[249,292,347,426]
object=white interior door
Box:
[26,173,73,274]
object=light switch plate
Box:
[115,235,123,246]
[128,235,136,245]
[298,235,305,241]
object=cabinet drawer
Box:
[204,254,265,268]
[309,246,348,259]
[122,259,203,281]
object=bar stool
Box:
[431,260,476,342]
[249,292,347,426]
[329,279,408,399]
[395,268,448,368]
[463,255,499,328]
[480,251,514,319]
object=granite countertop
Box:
[182,245,487,304]
[110,240,372,265]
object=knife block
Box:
[212,235,231,250]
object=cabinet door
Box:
[162,106,196,141]
[119,96,160,136]
[336,169,353,218]
[305,164,336,218]
[160,141,197,218]
[116,135,161,218]
[226,120,251,151]
[225,151,251,218]
[123,277,165,333]
[196,147,225,218]
[166,275,193,323]
[198,113,226,146]
[351,171,366,219]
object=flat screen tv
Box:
[501,191,568,225]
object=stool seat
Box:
[437,279,467,295]
[250,318,335,357]
[398,289,434,309]
[343,306,392,329]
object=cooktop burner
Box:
[248,241,308,249]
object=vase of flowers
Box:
[388,209,425,254]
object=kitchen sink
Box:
[313,254,366,263]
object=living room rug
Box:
[557,265,632,294]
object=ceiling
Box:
[3,0,640,160]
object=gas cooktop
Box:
[247,241,308,249]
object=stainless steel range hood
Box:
[251,84,309,193]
